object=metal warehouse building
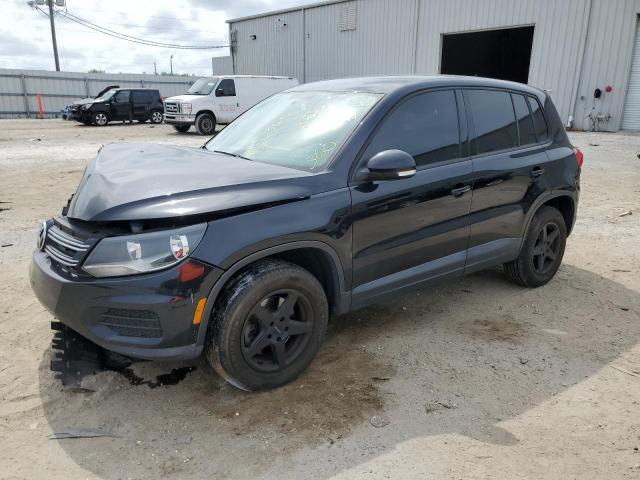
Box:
[225,0,640,132]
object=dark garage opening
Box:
[440,26,535,84]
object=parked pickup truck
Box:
[163,75,298,135]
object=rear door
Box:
[350,89,473,306]
[110,89,131,120]
[214,78,239,123]
[464,88,552,271]
[131,90,150,119]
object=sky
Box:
[1,0,318,75]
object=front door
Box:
[214,79,239,123]
[350,89,473,307]
[110,90,131,121]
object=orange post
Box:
[37,95,44,119]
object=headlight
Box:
[181,103,192,114]
[82,223,207,277]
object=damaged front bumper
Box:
[30,250,223,361]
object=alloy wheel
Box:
[240,289,314,372]
[532,222,561,275]
[151,111,163,123]
[94,113,107,126]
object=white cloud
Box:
[2,0,317,75]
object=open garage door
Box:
[440,26,535,84]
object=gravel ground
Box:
[0,119,639,480]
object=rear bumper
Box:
[29,250,223,361]
[164,113,195,125]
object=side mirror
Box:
[363,150,416,181]
[215,88,224,97]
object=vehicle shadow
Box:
[38,264,640,479]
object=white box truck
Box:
[163,75,299,135]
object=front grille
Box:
[164,102,179,114]
[99,308,163,338]
[44,224,91,268]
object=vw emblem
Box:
[37,221,47,251]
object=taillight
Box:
[573,147,584,169]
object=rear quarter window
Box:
[512,93,537,146]
[528,96,549,140]
[466,89,518,155]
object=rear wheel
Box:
[195,112,216,135]
[92,112,109,126]
[504,206,567,287]
[173,125,191,133]
[150,110,163,124]
[205,260,328,391]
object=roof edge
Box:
[226,0,352,24]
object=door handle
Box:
[450,185,471,197]
[531,166,545,178]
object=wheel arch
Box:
[521,191,577,246]
[196,110,216,122]
[196,241,348,348]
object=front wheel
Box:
[173,125,190,133]
[92,112,109,126]
[504,206,567,287]
[205,260,328,391]
[195,113,216,135]
[150,110,163,124]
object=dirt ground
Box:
[0,119,639,480]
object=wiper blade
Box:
[213,150,252,161]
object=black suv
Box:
[30,76,581,391]
[76,88,164,126]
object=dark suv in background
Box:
[30,76,582,391]
[76,88,164,126]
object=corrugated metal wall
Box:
[233,9,305,81]
[573,0,640,131]
[229,0,640,131]
[211,56,234,75]
[0,68,196,118]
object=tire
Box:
[504,206,567,288]
[149,110,164,124]
[205,260,328,391]
[195,112,216,136]
[173,125,191,133]
[92,111,109,126]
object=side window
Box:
[131,91,148,103]
[216,79,236,97]
[466,89,518,155]
[512,93,537,146]
[363,90,461,168]
[114,90,130,103]
[528,96,549,140]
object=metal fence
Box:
[0,68,197,119]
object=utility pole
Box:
[47,0,60,71]
[153,61,157,75]
[170,55,174,75]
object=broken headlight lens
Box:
[82,223,207,277]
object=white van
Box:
[164,75,299,135]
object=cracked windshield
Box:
[205,91,382,172]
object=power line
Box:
[52,9,229,50]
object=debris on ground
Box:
[425,401,458,413]
[369,415,390,428]
[619,211,633,217]
[49,428,120,439]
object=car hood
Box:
[165,94,207,103]
[66,143,320,222]
[72,98,98,106]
